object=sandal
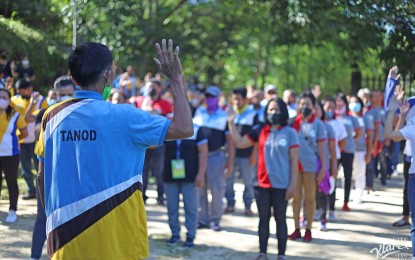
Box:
[393,218,410,227]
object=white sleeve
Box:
[400,125,415,143]
[336,119,348,141]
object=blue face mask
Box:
[325,111,334,120]
[349,102,361,113]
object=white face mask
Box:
[0,98,9,109]
[22,60,29,66]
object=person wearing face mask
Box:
[25,76,75,260]
[257,84,278,123]
[358,88,381,192]
[193,86,235,232]
[0,88,28,223]
[10,79,48,200]
[224,87,258,216]
[35,40,193,259]
[228,98,299,260]
[348,95,373,204]
[323,98,347,220]
[313,101,337,231]
[335,94,363,211]
[131,78,173,205]
[14,55,36,81]
[289,92,327,242]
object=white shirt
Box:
[400,125,415,174]
[328,118,348,159]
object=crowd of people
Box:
[0,43,413,260]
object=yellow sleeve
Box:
[40,98,49,109]
[32,109,40,118]
[16,113,28,129]
[35,124,45,159]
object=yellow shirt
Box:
[11,94,48,143]
[0,111,27,156]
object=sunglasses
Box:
[268,90,276,95]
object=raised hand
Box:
[30,91,40,104]
[388,66,400,80]
[5,77,13,89]
[398,99,410,115]
[154,39,182,81]
[227,106,236,122]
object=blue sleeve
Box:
[352,116,361,130]
[289,128,299,148]
[317,120,327,142]
[127,107,171,146]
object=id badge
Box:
[171,159,186,179]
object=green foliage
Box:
[1,0,414,95]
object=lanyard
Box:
[176,140,182,159]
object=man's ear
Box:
[70,76,80,87]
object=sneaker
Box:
[5,210,17,223]
[255,253,268,260]
[197,222,209,229]
[210,222,222,232]
[300,216,307,229]
[354,198,362,204]
[166,236,180,246]
[224,206,235,213]
[342,202,350,211]
[314,209,321,221]
[303,229,312,242]
[328,211,335,221]
[245,208,254,216]
[288,229,301,240]
[277,255,287,260]
[22,193,36,200]
[320,220,327,231]
[183,237,194,248]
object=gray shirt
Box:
[355,115,374,152]
[337,114,360,154]
[364,107,381,142]
[324,122,335,169]
[298,118,327,173]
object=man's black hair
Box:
[299,90,316,106]
[15,78,32,90]
[264,98,289,126]
[54,76,75,90]
[68,42,113,88]
[150,78,163,88]
[232,87,247,99]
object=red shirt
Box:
[132,96,173,118]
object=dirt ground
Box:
[0,170,412,260]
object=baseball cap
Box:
[264,84,277,93]
[205,86,221,97]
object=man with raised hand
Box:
[36,39,193,259]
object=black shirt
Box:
[16,66,34,79]
[163,126,207,183]
[234,107,258,158]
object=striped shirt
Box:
[36,90,170,259]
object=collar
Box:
[235,105,248,115]
[74,90,104,100]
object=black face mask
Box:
[267,113,281,125]
[300,107,312,117]
[149,88,157,97]
[0,54,7,60]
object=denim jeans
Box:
[164,182,198,240]
[20,142,37,195]
[142,145,165,202]
[225,157,255,209]
[31,184,47,259]
[407,174,415,256]
[374,145,389,182]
